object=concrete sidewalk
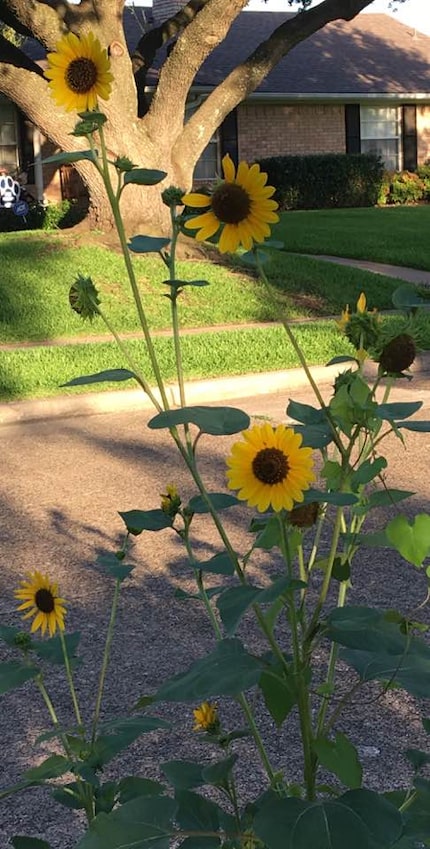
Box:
[1,254,429,425]
[304,254,430,286]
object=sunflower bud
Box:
[378,333,416,374]
[162,186,186,208]
[288,501,319,528]
[160,484,182,517]
[69,275,101,321]
[13,631,32,653]
[114,156,137,172]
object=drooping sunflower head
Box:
[226,423,315,513]
[182,155,279,253]
[193,701,219,733]
[15,571,67,638]
[45,32,113,112]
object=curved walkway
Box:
[302,254,430,286]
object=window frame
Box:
[360,105,402,171]
[0,97,20,173]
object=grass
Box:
[0,228,422,345]
[273,205,430,270]
[1,204,429,402]
[1,314,427,402]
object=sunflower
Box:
[193,701,219,733]
[15,571,67,637]
[182,155,279,253]
[226,423,315,513]
[45,32,113,112]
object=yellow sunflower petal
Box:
[182,193,211,208]
[219,225,241,254]
[222,154,236,183]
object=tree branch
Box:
[0,31,44,74]
[177,0,375,164]
[146,0,248,139]
[1,0,67,47]
[133,0,212,116]
[0,59,79,146]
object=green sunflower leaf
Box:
[386,514,430,567]
[61,369,136,387]
[118,777,165,804]
[154,638,263,701]
[24,755,71,781]
[118,509,173,535]
[161,761,205,791]
[128,235,171,253]
[12,838,52,849]
[124,169,167,186]
[196,553,236,574]
[187,493,240,513]
[75,795,176,849]
[148,405,250,435]
[42,150,97,165]
[32,632,81,667]
[0,661,39,694]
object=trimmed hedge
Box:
[257,153,385,210]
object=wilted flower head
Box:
[378,333,417,375]
[288,501,319,529]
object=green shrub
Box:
[0,198,87,232]
[388,170,425,204]
[417,160,430,200]
[257,153,384,210]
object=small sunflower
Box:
[160,484,182,517]
[182,155,279,253]
[226,423,315,513]
[193,701,219,733]
[15,571,67,637]
[45,32,113,112]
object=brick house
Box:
[1,1,429,202]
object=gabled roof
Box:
[23,7,430,97]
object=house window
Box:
[0,99,19,172]
[360,106,401,171]
[186,97,220,182]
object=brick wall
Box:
[417,105,430,164]
[237,103,346,161]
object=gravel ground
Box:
[1,375,430,848]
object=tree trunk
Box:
[73,117,195,236]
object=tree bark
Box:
[0,0,381,233]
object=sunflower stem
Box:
[96,124,170,411]
[277,514,316,800]
[96,303,162,411]
[35,674,94,821]
[59,630,83,728]
[91,577,121,746]
[168,208,187,410]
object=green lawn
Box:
[0,227,421,344]
[1,205,429,402]
[272,205,430,270]
[1,314,425,402]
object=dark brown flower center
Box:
[211,183,251,224]
[35,588,55,614]
[66,58,98,93]
[252,447,289,485]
